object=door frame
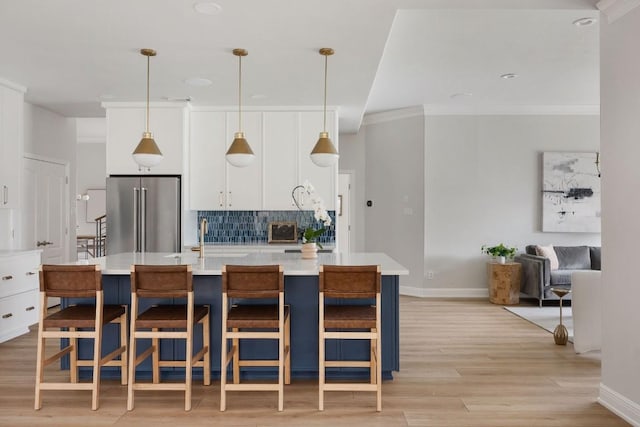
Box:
[23,153,71,262]
[338,170,354,254]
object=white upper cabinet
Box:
[263,112,298,210]
[0,82,25,210]
[188,110,263,210]
[226,111,263,210]
[298,111,337,210]
[105,103,185,175]
[188,111,226,210]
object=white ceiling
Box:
[0,0,599,133]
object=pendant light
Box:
[310,47,339,167]
[225,48,255,167]
[132,48,163,170]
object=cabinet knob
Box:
[25,306,35,312]
[2,275,13,281]
[2,313,12,319]
[26,271,36,276]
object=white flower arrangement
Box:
[292,180,332,248]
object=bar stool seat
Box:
[135,305,209,329]
[34,264,128,411]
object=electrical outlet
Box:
[427,271,434,280]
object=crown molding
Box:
[362,106,425,126]
[597,0,640,22]
[0,77,27,93]
[423,104,600,116]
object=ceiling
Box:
[0,0,599,134]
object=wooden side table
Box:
[488,262,521,305]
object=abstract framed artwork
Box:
[542,152,601,233]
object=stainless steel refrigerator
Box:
[106,176,181,254]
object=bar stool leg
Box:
[127,296,138,411]
[34,294,46,410]
[152,329,160,384]
[203,310,211,386]
[70,328,78,384]
[119,308,128,386]
[232,329,240,384]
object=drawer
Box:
[0,253,40,299]
[0,289,39,343]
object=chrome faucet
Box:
[199,217,208,258]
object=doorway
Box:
[338,173,352,253]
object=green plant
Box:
[481,243,517,258]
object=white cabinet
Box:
[263,112,298,210]
[297,111,338,211]
[188,108,337,212]
[0,83,25,210]
[105,103,186,175]
[188,110,262,210]
[0,251,41,343]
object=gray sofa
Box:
[514,245,601,306]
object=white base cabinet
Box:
[0,251,41,343]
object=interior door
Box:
[23,158,67,264]
[338,173,351,253]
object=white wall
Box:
[363,111,425,290]
[599,5,640,425]
[23,103,77,261]
[424,114,601,296]
[338,130,367,252]
[343,110,603,296]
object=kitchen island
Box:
[66,251,408,381]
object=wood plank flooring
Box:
[0,297,629,426]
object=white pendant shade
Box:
[225,131,254,167]
[310,131,338,167]
[132,132,163,168]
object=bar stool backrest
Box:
[131,264,192,298]
[319,265,380,299]
[39,264,102,298]
[223,265,282,299]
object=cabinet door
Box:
[298,111,337,210]
[226,112,263,210]
[0,86,23,209]
[263,112,298,210]
[188,111,226,210]
[106,106,184,175]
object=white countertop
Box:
[78,252,408,276]
[182,243,335,253]
[0,249,42,258]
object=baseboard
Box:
[400,286,488,299]
[598,383,640,426]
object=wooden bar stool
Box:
[127,264,210,411]
[34,264,127,411]
[220,265,290,412]
[318,265,382,411]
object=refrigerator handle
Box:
[133,187,139,252]
[141,187,147,253]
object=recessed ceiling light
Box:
[194,2,222,15]
[450,92,473,99]
[573,17,597,27]
[184,77,212,87]
[163,96,193,102]
[500,73,518,80]
[250,94,267,100]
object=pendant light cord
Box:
[238,54,242,132]
[323,53,328,133]
[146,54,150,133]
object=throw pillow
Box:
[536,245,559,271]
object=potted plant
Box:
[292,180,332,258]
[481,243,517,264]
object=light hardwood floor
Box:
[0,297,629,426]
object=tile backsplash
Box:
[197,210,335,244]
